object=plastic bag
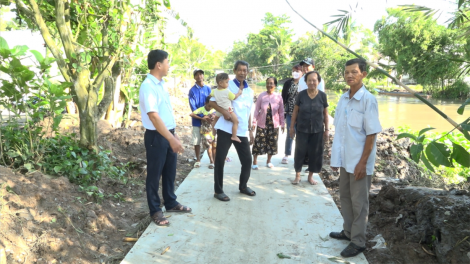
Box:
[369,234,387,249]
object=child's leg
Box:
[230,112,241,143]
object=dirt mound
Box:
[367,185,470,264]
[0,91,197,263]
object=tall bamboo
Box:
[285,0,463,132]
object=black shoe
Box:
[329,230,351,241]
[304,168,309,173]
[340,242,366,258]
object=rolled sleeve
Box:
[364,98,382,135]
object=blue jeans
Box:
[144,130,179,216]
[285,114,296,156]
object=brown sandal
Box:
[152,211,170,226]
[166,203,192,213]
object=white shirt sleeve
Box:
[142,87,159,114]
[364,96,382,135]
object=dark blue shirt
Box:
[233,79,249,88]
[189,83,211,127]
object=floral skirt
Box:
[252,104,279,155]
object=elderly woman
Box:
[281,64,303,164]
[252,77,285,169]
[289,71,329,185]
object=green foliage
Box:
[433,80,470,99]
[225,13,294,78]
[0,37,128,191]
[374,7,467,95]
[397,126,470,181]
[167,30,226,79]
[327,91,343,117]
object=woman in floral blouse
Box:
[251,77,285,169]
[281,64,303,164]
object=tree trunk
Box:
[78,108,98,150]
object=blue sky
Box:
[164,0,457,51]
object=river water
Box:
[250,84,468,132]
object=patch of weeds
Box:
[80,185,104,203]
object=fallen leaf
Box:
[277,253,291,259]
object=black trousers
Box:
[144,129,179,216]
[214,130,252,194]
[294,131,324,173]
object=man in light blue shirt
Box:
[209,60,256,202]
[139,49,192,227]
[329,59,382,258]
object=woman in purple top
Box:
[251,77,285,169]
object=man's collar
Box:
[345,85,366,100]
[195,83,205,89]
[233,79,248,88]
[147,73,164,85]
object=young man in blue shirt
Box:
[139,50,192,227]
[188,69,211,168]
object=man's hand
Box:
[249,131,254,145]
[331,166,339,172]
[353,161,367,180]
[169,135,184,154]
[289,127,295,139]
[281,127,285,134]
[202,115,211,121]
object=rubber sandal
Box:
[151,211,169,226]
[166,204,192,213]
[208,164,214,169]
[308,178,318,185]
[252,165,259,170]
[266,163,274,168]
[225,157,233,162]
[214,193,230,202]
[281,157,288,164]
[292,178,301,185]
[240,187,256,196]
[194,162,201,168]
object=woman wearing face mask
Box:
[281,65,303,164]
[251,77,285,169]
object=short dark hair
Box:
[205,96,211,104]
[233,60,249,71]
[216,73,229,84]
[148,50,168,70]
[304,71,322,83]
[292,64,302,71]
[346,58,367,72]
[266,77,278,86]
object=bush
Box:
[434,80,470,99]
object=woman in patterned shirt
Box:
[281,64,303,164]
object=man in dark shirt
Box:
[188,69,211,168]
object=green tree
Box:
[374,8,465,94]
[167,29,226,79]
[225,13,293,78]
[291,29,355,88]
[13,0,166,149]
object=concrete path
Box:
[122,132,368,264]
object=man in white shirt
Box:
[329,58,382,258]
[209,60,256,202]
[139,49,192,227]
[298,57,325,92]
